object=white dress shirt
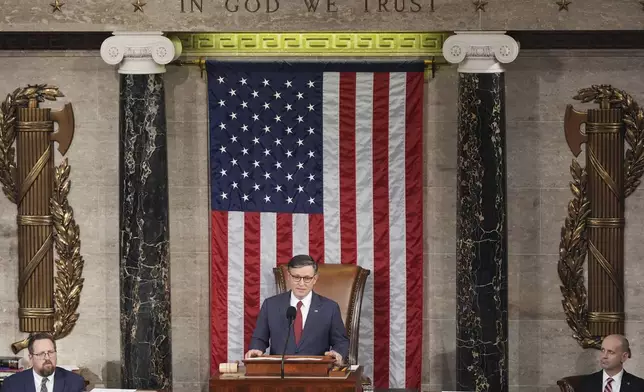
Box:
[603,369,623,392]
[290,290,312,328]
[33,369,55,392]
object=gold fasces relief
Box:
[0,85,84,354]
[558,85,644,349]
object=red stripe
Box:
[308,214,325,263]
[372,72,391,388]
[243,212,261,354]
[339,72,357,265]
[210,210,228,374]
[276,213,292,264]
[404,72,424,389]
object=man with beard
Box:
[579,334,644,392]
[0,333,85,392]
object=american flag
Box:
[207,60,424,389]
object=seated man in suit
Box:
[1,332,84,392]
[580,334,644,392]
[245,254,349,365]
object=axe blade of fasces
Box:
[564,104,588,157]
[50,102,75,155]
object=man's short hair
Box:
[620,336,632,358]
[287,254,318,273]
[27,332,56,354]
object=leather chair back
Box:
[557,375,585,392]
[274,263,370,365]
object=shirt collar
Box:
[33,368,55,385]
[603,368,624,384]
[290,290,313,309]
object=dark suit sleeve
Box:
[249,300,270,352]
[329,302,349,360]
[0,374,17,392]
[70,373,86,392]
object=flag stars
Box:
[241,171,249,178]
[284,103,293,111]
[252,137,260,145]
[252,114,260,121]
[262,78,270,87]
[219,122,226,130]
[240,101,248,109]
[263,172,271,179]
[242,194,249,201]
[273,92,282,99]
[285,127,293,135]
[285,80,293,88]
[252,160,260,167]
[231,181,239,189]
[241,124,249,132]
[308,197,315,204]
[217,76,225,84]
[230,158,238,166]
[220,168,227,176]
[307,104,315,111]
[263,148,271,156]
[241,147,249,155]
[285,150,293,157]
[263,125,271,133]
[286,196,294,204]
[220,192,228,199]
[219,146,227,153]
[296,139,304,146]
[264,195,271,203]
[274,138,282,146]
[251,90,259,98]
[296,92,304,100]
[296,115,304,123]
[230,135,238,143]
[229,112,238,120]
[286,173,293,181]
[307,127,315,135]
[308,151,315,158]
[275,185,282,192]
[228,88,237,96]
[274,161,282,169]
[274,114,282,122]
[263,102,271,110]
[239,77,248,85]
[297,185,304,193]
[307,80,315,88]
[308,174,315,181]
[296,162,304,170]
[253,183,260,191]
[218,99,226,107]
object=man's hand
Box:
[245,349,264,359]
[325,350,343,366]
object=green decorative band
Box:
[170,32,451,57]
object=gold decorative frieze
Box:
[169,32,450,57]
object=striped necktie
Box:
[604,377,613,392]
[40,377,49,392]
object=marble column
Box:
[442,32,519,392]
[100,32,181,390]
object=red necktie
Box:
[294,301,303,345]
[604,377,613,392]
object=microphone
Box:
[281,306,297,379]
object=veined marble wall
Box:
[2,49,644,392]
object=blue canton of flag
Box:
[208,66,323,213]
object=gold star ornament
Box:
[473,0,488,11]
[132,0,146,12]
[556,0,571,11]
[50,0,64,12]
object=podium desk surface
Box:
[210,365,363,392]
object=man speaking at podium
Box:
[245,255,349,366]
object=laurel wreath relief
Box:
[558,85,644,349]
[0,85,84,353]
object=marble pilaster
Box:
[443,32,519,392]
[100,32,181,390]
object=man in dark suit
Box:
[245,254,349,365]
[0,332,85,392]
[580,334,644,392]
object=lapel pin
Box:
[314,309,319,312]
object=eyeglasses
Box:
[31,351,56,359]
[289,272,315,283]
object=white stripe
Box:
[388,72,407,387]
[354,72,375,383]
[322,72,341,265]
[292,214,309,256]
[227,211,245,362]
[260,213,277,318]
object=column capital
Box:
[442,31,519,73]
[100,32,182,74]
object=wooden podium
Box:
[210,355,364,392]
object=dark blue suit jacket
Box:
[249,291,349,360]
[0,367,85,392]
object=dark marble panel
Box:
[455,72,508,392]
[119,73,172,390]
